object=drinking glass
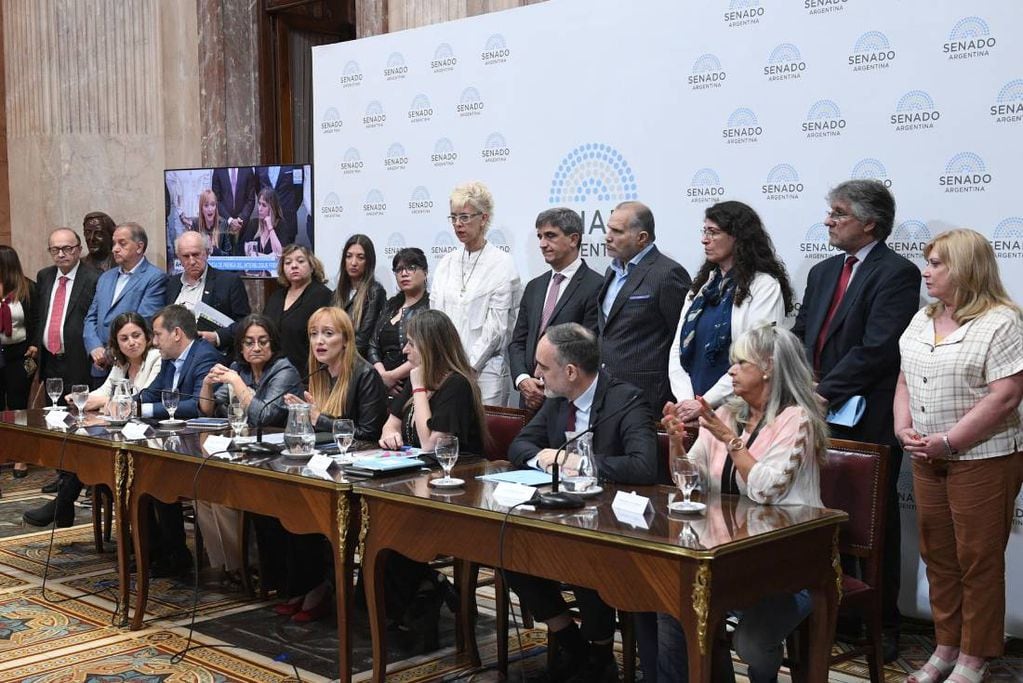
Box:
[671,453,701,507]
[228,402,247,438]
[70,384,89,426]
[332,418,355,459]
[434,434,459,484]
[45,377,63,410]
[161,390,180,422]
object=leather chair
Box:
[483,405,530,461]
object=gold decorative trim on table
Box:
[358,496,370,563]
[832,525,843,602]
[337,494,350,564]
[692,561,711,655]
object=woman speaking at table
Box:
[643,322,828,683]
[895,229,1023,683]
[81,312,162,412]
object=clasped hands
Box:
[535,448,581,476]
[898,428,947,461]
[663,397,737,447]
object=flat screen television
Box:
[163,164,313,276]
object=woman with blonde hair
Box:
[331,234,387,358]
[896,229,1023,683]
[194,189,233,256]
[431,180,521,406]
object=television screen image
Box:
[164,164,313,276]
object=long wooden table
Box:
[0,410,133,626]
[356,460,847,683]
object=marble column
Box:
[3,0,200,275]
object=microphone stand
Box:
[240,365,327,455]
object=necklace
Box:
[460,243,485,293]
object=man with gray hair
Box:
[507,322,657,682]
[508,207,603,410]
[792,178,920,660]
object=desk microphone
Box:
[241,365,327,455]
[536,392,641,510]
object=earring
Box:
[762,374,769,381]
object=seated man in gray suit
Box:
[598,201,690,411]
[507,323,658,683]
[509,207,603,410]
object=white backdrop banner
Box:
[312,0,1023,634]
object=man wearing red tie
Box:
[791,179,920,661]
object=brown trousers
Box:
[912,452,1023,656]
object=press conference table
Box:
[356,461,847,683]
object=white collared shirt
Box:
[43,261,80,353]
[175,267,208,313]
[112,258,145,303]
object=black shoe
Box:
[566,642,619,683]
[150,551,194,579]
[882,629,900,663]
[404,586,443,653]
[12,468,28,479]
[23,499,75,528]
[41,477,60,494]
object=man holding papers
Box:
[506,323,657,683]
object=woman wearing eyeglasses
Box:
[367,248,430,398]
[431,181,522,406]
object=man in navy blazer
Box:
[165,231,250,354]
[83,223,167,380]
[507,323,657,682]
[597,201,691,411]
[791,179,920,659]
[212,166,257,238]
[508,208,603,410]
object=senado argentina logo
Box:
[384,143,408,171]
[431,231,459,259]
[764,44,806,81]
[363,189,386,217]
[340,60,362,88]
[489,228,512,253]
[383,232,406,258]
[848,31,896,72]
[339,147,364,175]
[320,192,344,220]
[761,163,804,201]
[890,220,931,260]
[722,108,762,144]
[686,168,726,205]
[800,222,839,260]
[802,100,846,139]
[432,43,457,73]
[689,54,726,91]
[431,138,458,167]
[458,87,485,117]
[805,0,847,16]
[320,107,343,134]
[481,34,510,64]
[363,101,386,129]
[384,52,408,81]
[990,79,1023,124]
[548,143,638,205]
[851,158,893,189]
[890,90,940,132]
[481,133,510,164]
[724,0,764,28]
[944,16,996,60]
[408,94,433,123]
[940,152,992,194]
[991,217,1023,259]
[408,186,433,215]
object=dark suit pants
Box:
[506,571,615,642]
[0,342,31,410]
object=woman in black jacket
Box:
[331,234,387,358]
[367,247,430,398]
[0,246,36,477]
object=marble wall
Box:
[3,0,200,276]
[357,0,545,37]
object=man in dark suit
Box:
[507,323,657,683]
[598,201,691,411]
[509,208,603,410]
[257,164,304,247]
[166,231,250,354]
[137,305,222,575]
[791,179,920,661]
[212,166,257,240]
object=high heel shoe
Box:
[273,598,303,616]
[292,593,332,623]
[949,661,989,683]
[908,652,957,683]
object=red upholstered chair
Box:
[483,405,530,461]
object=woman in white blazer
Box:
[667,201,793,421]
[82,312,162,412]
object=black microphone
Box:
[536,392,642,510]
[241,364,328,455]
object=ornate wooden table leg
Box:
[112,449,134,628]
[330,492,357,683]
[678,561,716,683]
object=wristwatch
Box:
[727,436,744,453]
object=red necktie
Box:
[46,276,69,353]
[538,273,566,337]
[815,256,858,371]
[565,401,577,433]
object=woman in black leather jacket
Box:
[367,247,430,398]
[331,234,387,358]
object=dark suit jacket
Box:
[138,338,222,419]
[32,263,100,384]
[791,241,920,446]
[508,373,658,485]
[257,165,303,247]
[508,260,603,388]
[212,167,257,224]
[165,266,251,353]
[597,245,691,410]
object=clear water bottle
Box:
[284,402,316,456]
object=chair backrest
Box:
[484,405,531,461]
[820,438,890,583]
